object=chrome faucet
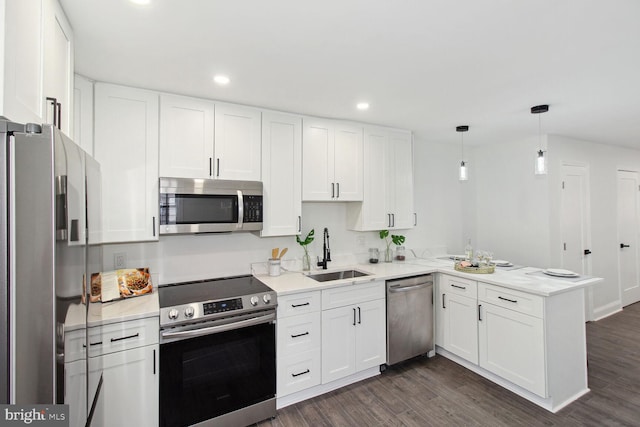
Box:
[317,227,331,269]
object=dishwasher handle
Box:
[388,282,433,293]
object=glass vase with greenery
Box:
[379,230,406,262]
[296,229,315,271]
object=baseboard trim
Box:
[592,301,622,321]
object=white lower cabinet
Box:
[276,291,321,397]
[88,316,159,427]
[321,281,386,384]
[436,275,479,364]
[478,301,546,397]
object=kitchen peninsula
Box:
[258,257,602,413]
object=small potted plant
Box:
[379,230,405,262]
[296,229,315,271]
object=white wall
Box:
[102,136,463,284]
[470,133,640,320]
[548,135,640,319]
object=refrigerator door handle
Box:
[55,175,68,241]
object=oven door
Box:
[159,315,276,427]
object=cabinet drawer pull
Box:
[291,302,310,308]
[291,332,309,338]
[451,284,466,290]
[292,369,310,378]
[110,333,140,343]
[89,341,103,346]
[498,296,518,303]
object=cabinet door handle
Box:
[298,216,301,232]
[392,214,395,227]
[336,182,340,198]
[357,306,361,324]
[498,296,518,303]
[442,293,446,309]
[110,333,139,343]
[353,308,356,326]
[291,302,310,308]
[56,102,62,130]
[621,243,630,249]
[152,216,156,237]
[291,332,309,338]
[584,249,592,255]
[46,97,58,127]
[388,214,392,228]
[414,213,417,226]
[153,349,156,375]
[451,284,466,290]
[292,369,310,378]
[331,183,335,198]
[209,158,213,176]
[478,304,482,321]
[216,158,220,177]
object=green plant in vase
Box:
[379,230,405,262]
[296,229,315,271]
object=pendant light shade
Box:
[457,125,469,181]
[531,104,549,175]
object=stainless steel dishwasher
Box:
[386,274,434,365]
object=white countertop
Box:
[256,257,603,297]
[87,292,159,327]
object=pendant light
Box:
[457,125,469,181]
[531,104,549,175]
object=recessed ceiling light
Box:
[356,102,370,110]
[213,75,231,85]
[130,0,151,5]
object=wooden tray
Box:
[454,263,495,274]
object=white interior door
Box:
[560,164,592,316]
[617,170,640,307]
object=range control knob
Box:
[263,294,272,304]
[250,296,259,306]
[184,306,195,318]
[168,308,179,320]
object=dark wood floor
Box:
[257,302,640,426]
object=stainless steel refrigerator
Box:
[0,119,102,427]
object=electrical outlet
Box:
[114,252,126,269]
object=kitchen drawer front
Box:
[88,316,159,357]
[478,283,544,318]
[277,291,321,318]
[277,312,321,356]
[441,275,477,298]
[277,349,321,397]
[322,281,384,310]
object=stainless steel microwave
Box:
[159,177,263,234]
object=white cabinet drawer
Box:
[277,291,321,318]
[277,312,321,355]
[441,274,477,298]
[322,281,384,310]
[88,317,159,357]
[277,349,321,397]
[478,283,544,318]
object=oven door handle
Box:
[161,312,275,340]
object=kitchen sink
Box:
[308,269,370,282]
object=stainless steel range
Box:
[158,275,277,427]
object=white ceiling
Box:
[60,0,640,147]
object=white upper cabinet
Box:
[1,0,74,132]
[42,0,74,134]
[94,83,159,243]
[214,103,261,181]
[261,112,302,237]
[347,127,414,230]
[158,99,261,180]
[74,74,94,155]
[159,94,214,178]
[302,119,363,201]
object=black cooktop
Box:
[158,275,274,307]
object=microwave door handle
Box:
[237,190,244,229]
